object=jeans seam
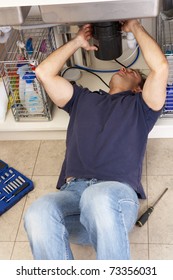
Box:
[57,209,80,260]
[62,227,70,260]
[117,199,139,259]
[118,199,139,224]
[117,201,130,258]
[118,198,139,208]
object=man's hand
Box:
[75,24,98,51]
[121,19,140,33]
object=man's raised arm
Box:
[122,19,169,111]
[35,24,97,108]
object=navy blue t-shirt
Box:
[57,84,161,199]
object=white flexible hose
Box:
[0,26,11,44]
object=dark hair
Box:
[137,69,147,90]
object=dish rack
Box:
[158,10,173,117]
[0,17,57,122]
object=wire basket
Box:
[158,10,173,117]
[0,17,57,122]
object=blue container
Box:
[165,85,173,111]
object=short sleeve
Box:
[138,93,162,132]
[60,84,84,114]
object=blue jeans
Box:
[24,179,139,260]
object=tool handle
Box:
[13,182,29,196]
[136,207,154,227]
[0,160,7,171]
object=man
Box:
[24,20,168,260]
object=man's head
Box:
[109,68,146,94]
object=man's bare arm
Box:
[122,20,169,111]
[35,24,97,108]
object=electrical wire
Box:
[61,67,110,88]
[114,58,127,68]
[61,46,140,89]
[75,46,140,73]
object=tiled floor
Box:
[0,139,173,260]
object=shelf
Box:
[149,117,173,138]
[0,105,69,140]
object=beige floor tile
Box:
[149,244,173,260]
[33,140,66,176]
[11,242,33,260]
[0,197,26,241]
[70,244,96,260]
[26,175,58,203]
[0,242,14,260]
[16,176,58,241]
[147,176,173,244]
[0,140,40,176]
[130,224,148,244]
[147,139,173,176]
[131,244,148,260]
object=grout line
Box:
[10,197,28,259]
[10,141,42,259]
[10,241,16,260]
[31,140,42,180]
[130,242,173,245]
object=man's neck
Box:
[109,86,128,95]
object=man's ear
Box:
[133,85,142,93]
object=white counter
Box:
[0,0,159,8]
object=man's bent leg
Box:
[80,181,139,260]
[24,190,81,259]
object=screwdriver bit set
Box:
[0,159,34,215]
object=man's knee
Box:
[24,193,59,234]
[80,182,119,213]
[24,196,46,232]
[79,184,112,222]
[79,182,139,227]
[80,184,103,212]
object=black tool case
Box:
[0,159,34,215]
